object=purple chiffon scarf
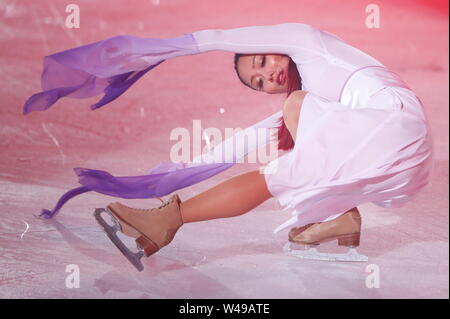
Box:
[23,33,236,218]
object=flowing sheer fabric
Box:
[38,163,234,218]
[23,33,242,218]
[23,34,199,114]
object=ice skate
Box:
[94,194,183,271]
[283,209,369,262]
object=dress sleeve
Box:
[192,23,323,58]
[191,110,282,164]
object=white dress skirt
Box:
[263,66,434,234]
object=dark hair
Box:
[233,53,302,151]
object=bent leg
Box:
[180,170,273,223]
[281,91,362,228]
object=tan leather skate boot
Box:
[106,194,184,257]
[288,208,362,248]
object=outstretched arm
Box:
[192,23,322,58]
[191,110,282,164]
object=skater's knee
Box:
[282,90,307,128]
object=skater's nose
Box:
[260,69,274,82]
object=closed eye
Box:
[258,56,266,90]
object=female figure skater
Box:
[24,23,433,270]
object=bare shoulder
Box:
[283,90,308,116]
[285,90,308,104]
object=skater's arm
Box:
[192,110,282,164]
[192,23,323,58]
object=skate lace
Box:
[131,196,172,213]
[121,196,173,213]
[155,196,171,208]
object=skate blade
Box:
[283,242,369,262]
[94,208,145,272]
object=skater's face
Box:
[236,54,291,94]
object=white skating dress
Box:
[192,23,433,233]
